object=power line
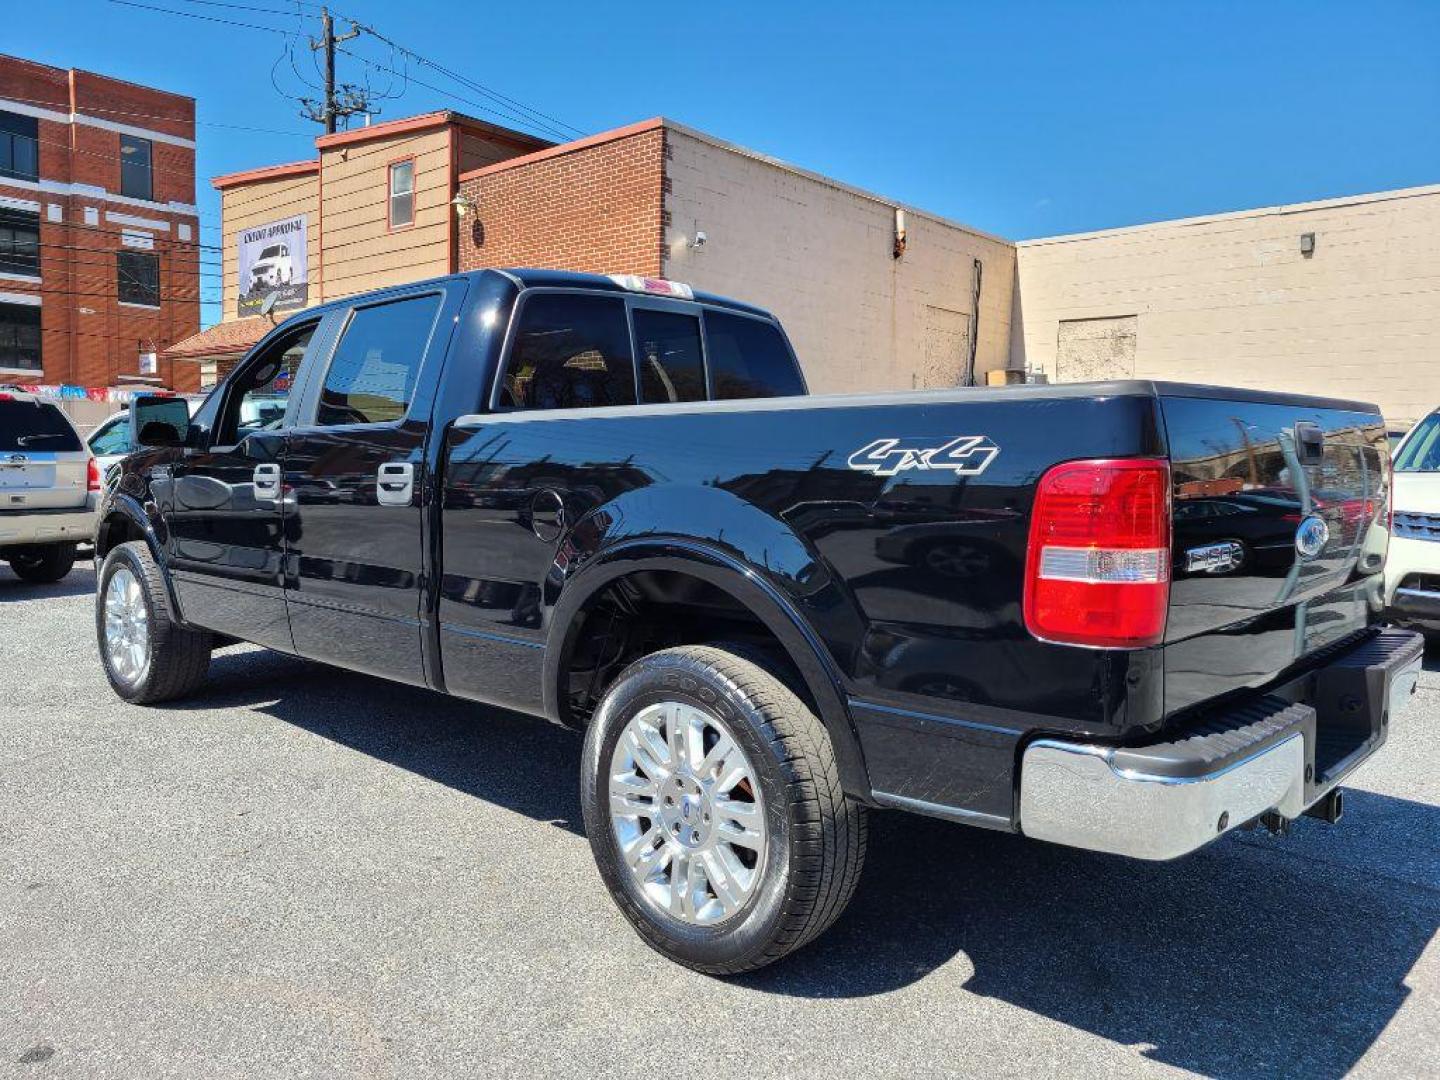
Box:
[168,0,316,15]
[333,46,569,142]
[16,241,225,274]
[106,0,299,36]
[1,213,230,255]
[0,89,312,138]
[353,23,585,140]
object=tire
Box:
[96,541,212,704]
[8,542,77,583]
[580,644,867,974]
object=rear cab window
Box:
[499,293,635,410]
[704,310,805,400]
[0,398,82,452]
[495,291,805,410]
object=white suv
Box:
[1385,408,1440,631]
[0,391,99,582]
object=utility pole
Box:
[304,7,363,133]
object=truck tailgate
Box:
[1161,391,1389,715]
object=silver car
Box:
[0,391,98,582]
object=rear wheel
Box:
[96,541,212,703]
[580,644,867,973]
[7,542,77,583]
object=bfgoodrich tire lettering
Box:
[96,541,212,704]
[580,645,867,973]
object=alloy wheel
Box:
[607,700,766,925]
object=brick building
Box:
[168,111,546,384]
[191,113,1012,395]
[201,108,1440,423]
[0,55,200,391]
[454,119,1015,394]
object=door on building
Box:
[919,305,971,389]
[167,316,322,651]
[281,283,463,687]
[1055,315,1138,382]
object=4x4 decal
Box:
[847,436,999,478]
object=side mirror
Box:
[130,395,191,449]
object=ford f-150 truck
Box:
[94,268,1423,973]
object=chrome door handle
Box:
[253,462,281,499]
[377,462,414,506]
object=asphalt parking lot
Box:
[3,564,1438,1079]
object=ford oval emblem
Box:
[1295,514,1330,559]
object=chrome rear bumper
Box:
[1018,629,1424,861]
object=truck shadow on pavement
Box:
[185,645,1438,1080]
[178,646,589,837]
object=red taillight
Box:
[1024,458,1172,648]
[87,456,101,492]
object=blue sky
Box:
[10,0,1440,325]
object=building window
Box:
[0,210,40,278]
[0,301,41,371]
[388,159,414,229]
[0,110,39,183]
[120,134,153,201]
[117,250,160,307]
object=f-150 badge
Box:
[847,436,999,478]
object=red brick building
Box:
[0,55,200,391]
[200,114,1015,395]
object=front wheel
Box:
[580,645,867,973]
[8,542,77,583]
[97,541,212,704]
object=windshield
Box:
[0,400,82,452]
[1394,413,1440,472]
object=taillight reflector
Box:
[1024,458,1172,648]
[87,456,101,493]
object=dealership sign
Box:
[237,214,308,318]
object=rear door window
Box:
[704,312,805,400]
[0,399,81,451]
[316,294,442,426]
[634,308,705,404]
[499,294,636,410]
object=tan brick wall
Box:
[218,170,320,319]
[662,127,1015,395]
[1013,185,1440,425]
[457,126,665,277]
[318,127,455,300]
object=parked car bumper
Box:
[1018,629,1424,860]
[0,494,99,548]
[1384,533,1440,629]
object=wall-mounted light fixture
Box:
[689,230,708,251]
[1300,232,1316,257]
[451,193,476,219]
[893,208,907,259]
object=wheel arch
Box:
[95,495,185,622]
[544,537,872,801]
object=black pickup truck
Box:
[95,268,1423,973]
